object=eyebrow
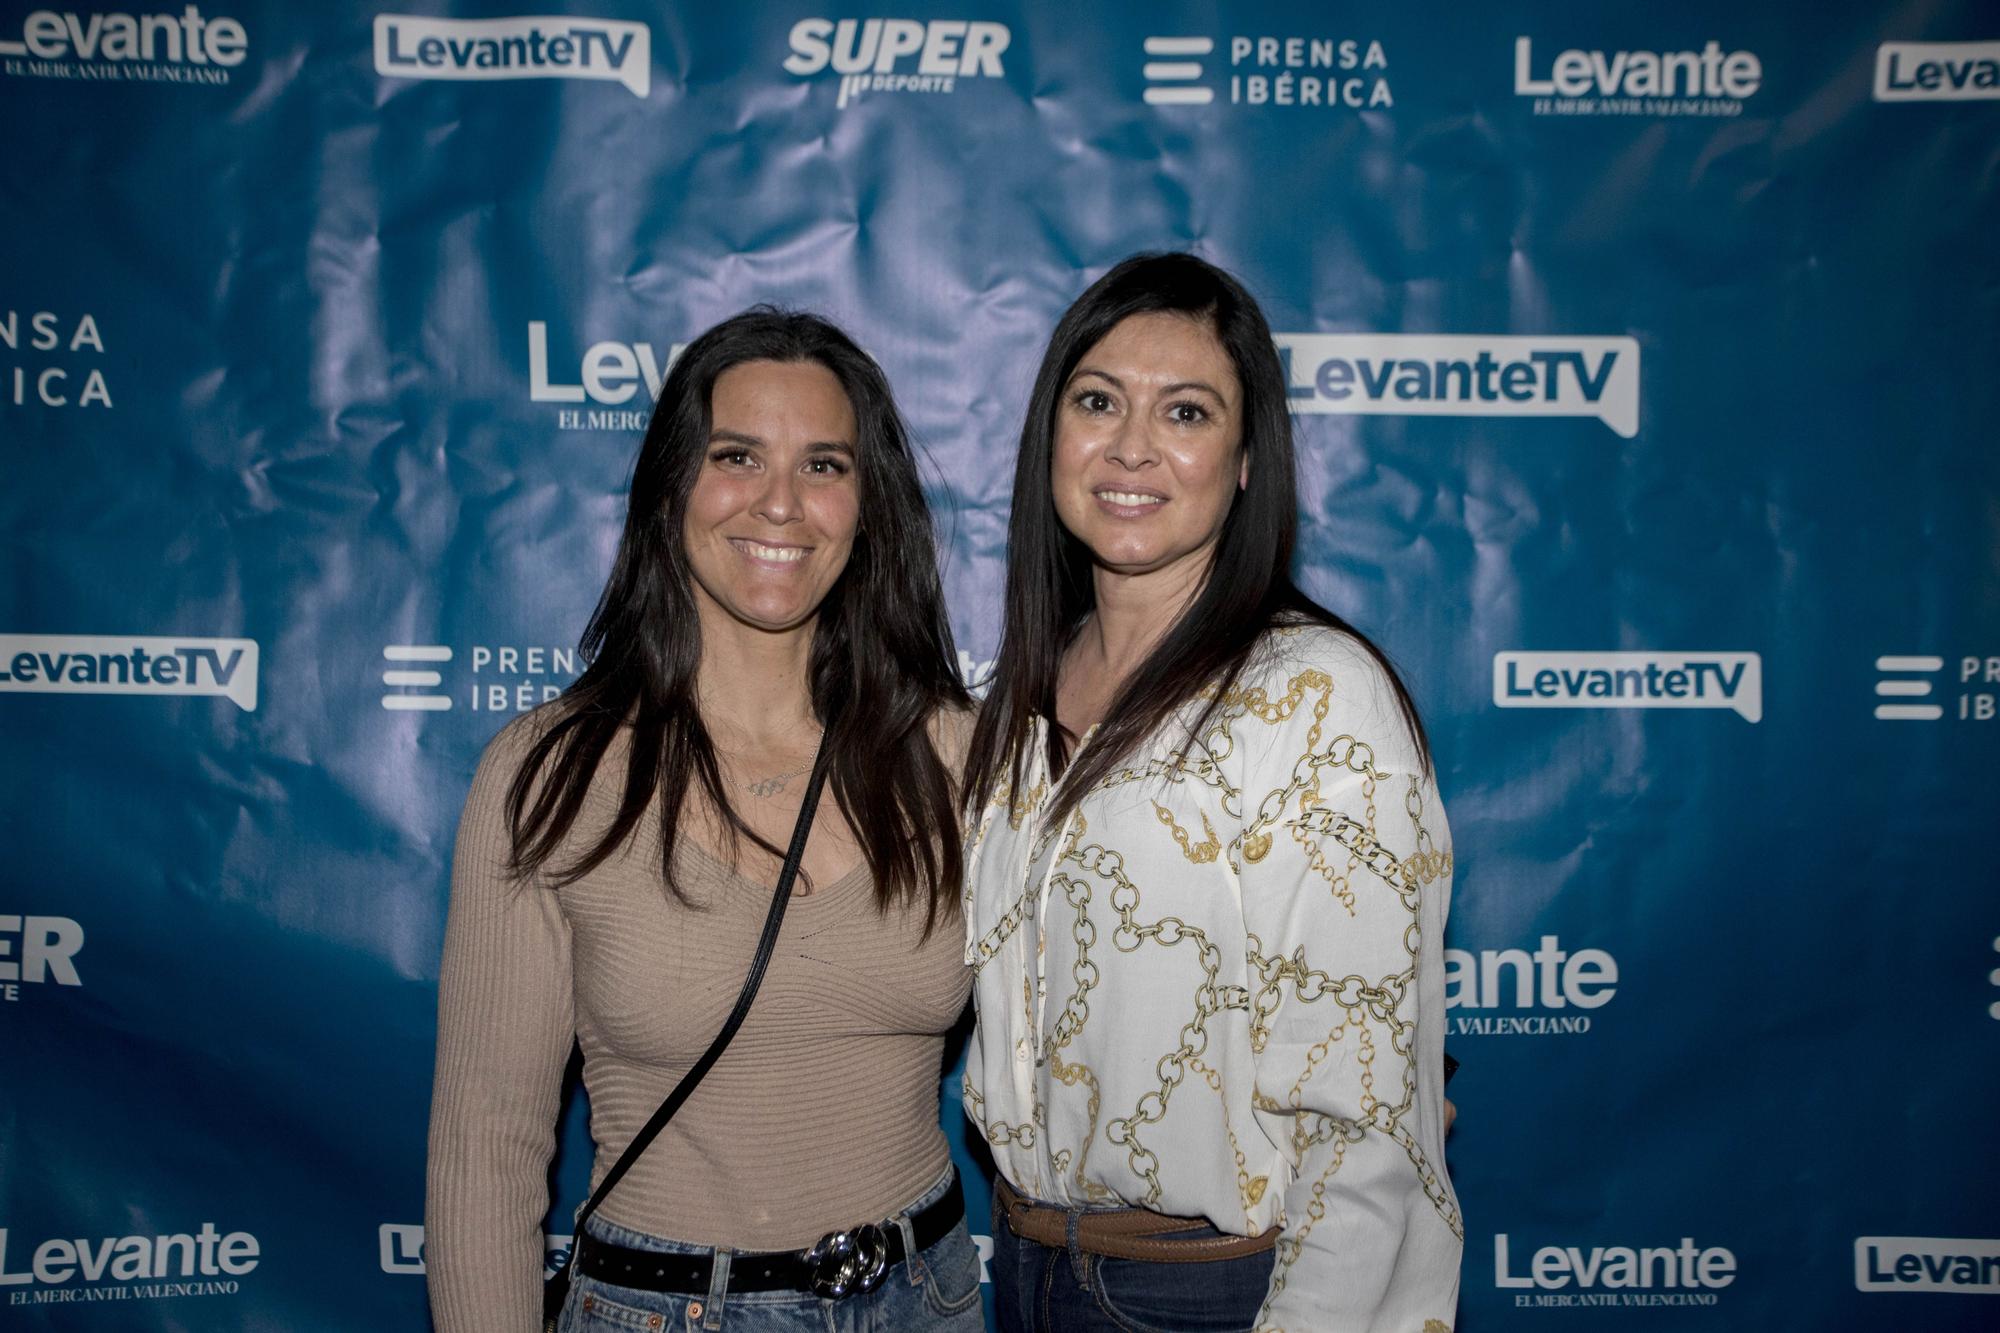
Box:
[708,431,856,456]
[1069,367,1229,402]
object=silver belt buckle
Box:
[804,1222,890,1299]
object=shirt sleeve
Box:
[425,719,575,1333]
[1235,643,1461,1332]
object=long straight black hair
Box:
[962,253,1429,825]
[507,308,969,931]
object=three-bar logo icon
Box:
[1872,655,1943,721]
[381,644,453,711]
[1142,36,1213,104]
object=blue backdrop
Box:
[3,1,1996,1328]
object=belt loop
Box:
[1063,1208,1090,1290]
[896,1207,922,1286]
[700,1248,729,1330]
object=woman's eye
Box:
[1072,390,1113,413]
[711,448,753,467]
[1168,401,1209,425]
[804,457,850,476]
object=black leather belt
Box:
[576,1175,964,1300]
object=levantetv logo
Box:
[378,1223,571,1277]
[1855,1237,2000,1292]
[0,634,258,711]
[1494,652,1761,722]
[374,14,650,98]
[1874,41,2000,102]
[1275,334,1639,438]
[0,7,248,85]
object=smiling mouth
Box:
[730,538,811,564]
[1094,488,1166,509]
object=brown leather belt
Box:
[994,1175,1280,1264]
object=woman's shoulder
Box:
[1238,620,1421,759]
[1245,620,1396,693]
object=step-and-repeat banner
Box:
[3,1,1996,1328]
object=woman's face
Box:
[1050,311,1245,581]
[683,358,861,635]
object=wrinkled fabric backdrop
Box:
[2,1,1996,1328]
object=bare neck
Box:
[691,596,821,749]
[1073,546,1214,692]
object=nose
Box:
[750,467,803,525]
[1103,413,1161,472]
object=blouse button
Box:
[1015,1039,1032,1063]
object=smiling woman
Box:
[963,254,1459,1333]
[424,309,985,1333]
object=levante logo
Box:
[374,14,650,98]
[783,18,1011,110]
[1444,936,1616,1036]
[0,6,247,85]
[527,321,684,431]
[0,634,258,711]
[1496,1234,1736,1308]
[1513,36,1760,117]
[0,1223,257,1306]
[1275,334,1639,438]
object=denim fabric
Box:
[988,1197,1275,1333]
[557,1168,986,1333]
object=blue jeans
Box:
[988,1197,1275,1333]
[557,1168,986,1332]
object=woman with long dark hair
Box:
[962,254,1461,1332]
[426,309,985,1332]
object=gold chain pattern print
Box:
[964,627,1463,1332]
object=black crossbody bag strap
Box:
[543,745,832,1330]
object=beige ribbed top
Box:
[424,717,971,1333]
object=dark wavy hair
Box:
[963,253,1429,824]
[507,308,969,931]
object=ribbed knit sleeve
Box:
[425,719,573,1333]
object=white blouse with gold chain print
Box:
[963,626,1461,1333]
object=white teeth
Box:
[740,541,807,563]
[1098,490,1163,507]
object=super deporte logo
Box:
[1493,652,1761,723]
[374,14,650,98]
[0,6,246,86]
[1276,334,1639,438]
[0,915,82,1004]
[784,18,1011,110]
[0,634,257,711]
